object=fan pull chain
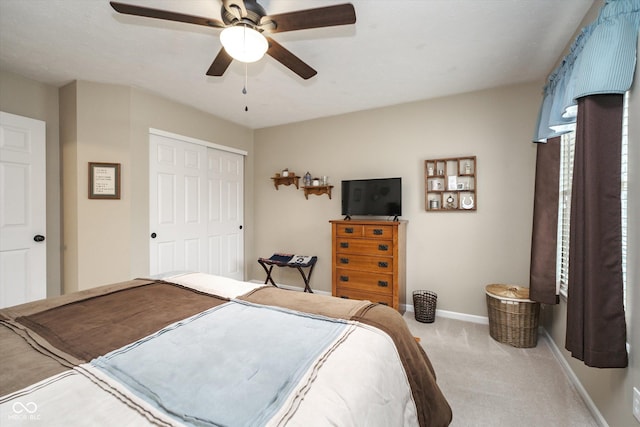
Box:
[243,63,248,112]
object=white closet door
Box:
[149,131,244,279]
[207,149,244,280]
[0,111,46,307]
[149,134,207,275]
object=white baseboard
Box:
[540,329,608,427]
[403,303,489,324]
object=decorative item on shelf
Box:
[304,171,312,186]
[322,176,329,185]
[428,166,434,176]
[464,161,472,175]
[429,199,440,210]
[282,168,290,177]
[461,194,474,209]
[437,168,444,176]
[446,194,455,209]
[448,176,457,190]
[312,178,320,186]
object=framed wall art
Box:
[89,162,121,199]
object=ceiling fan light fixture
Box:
[220,25,268,63]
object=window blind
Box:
[557,131,575,297]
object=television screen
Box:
[341,177,402,218]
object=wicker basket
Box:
[413,290,437,323]
[485,284,540,348]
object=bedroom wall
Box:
[0,70,62,297]
[59,80,254,292]
[252,82,539,317]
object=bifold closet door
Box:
[149,132,244,279]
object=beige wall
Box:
[59,80,255,292]
[0,70,62,297]
[253,82,539,316]
[60,81,133,292]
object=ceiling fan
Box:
[109,0,356,80]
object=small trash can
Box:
[413,290,437,323]
[485,284,540,348]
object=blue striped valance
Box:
[534,0,639,142]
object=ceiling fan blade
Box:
[266,37,317,80]
[206,48,233,76]
[110,1,225,28]
[262,3,356,33]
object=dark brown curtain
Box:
[565,94,627,368]
[529,137,561,305]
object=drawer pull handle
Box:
[378,244,388,251]
[378,261,388,268]
[378,281,389,287]
[340,242,349,248]
[378,302,388,306]
[345,227,354,234]
[340,275,349,282]
[340,296,350,299]
[373,229,383,235]
[340,258,349,264]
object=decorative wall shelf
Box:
[271,174,299,190]
[302,185,333,199]
[425,156,476,212]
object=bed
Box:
[0,273,452,426]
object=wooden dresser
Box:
[330,219,407,313]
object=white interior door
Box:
[149,133,207,275]
[0,111,46,308]
[208,149,244,280]
[149,130,244,279]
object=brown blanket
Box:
[0,280,227,394]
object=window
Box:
[621,92,628,310]
[557,131,575,298]
[557,93,629,305]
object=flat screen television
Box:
[341,177,402,219]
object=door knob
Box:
[239,225,243,230]
[34,235,45,242]
[150,233,157,239]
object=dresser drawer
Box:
[363,225,393,239]
[336,224,393,239]
[335,269,393,294]
[335,224,364,237]
[335,238,393,255]
[334,287,393,307]
[335,254,394,273]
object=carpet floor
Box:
[403,314,599,427]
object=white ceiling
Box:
[0,0,595,129]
